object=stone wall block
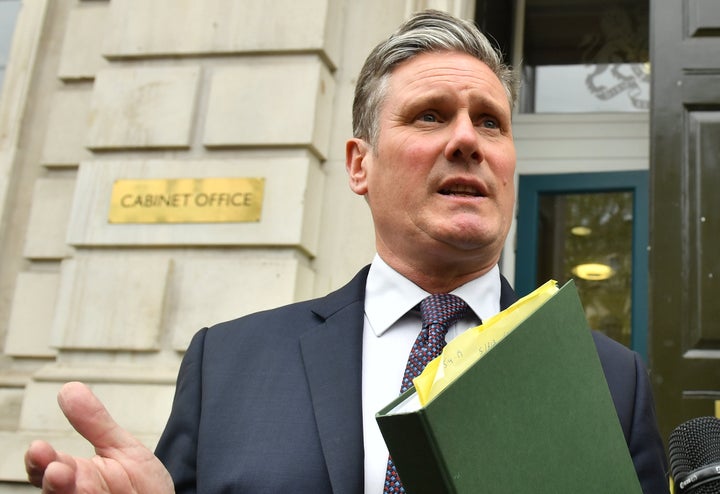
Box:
[58,2,110,80]
[203,56,335,159]
[66,157,325,254]
[86,66,200,150]
[40,88,93,167]
[4,272,60,357]
[0,388,23,432]
[168,257,314,350]
[18,381,174,435]
[23,178,75,259]
[50,256,171,350]
[103,0,344,68]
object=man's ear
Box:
[346,138,371,196]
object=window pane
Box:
[524,0,648,66]
[533,63,650,112]
[537,191,634,347]
[0,0,22,94]
[522,0,649,113]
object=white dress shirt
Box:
[361,254,502,493]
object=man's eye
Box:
[418,113,438,122]
[482,118,499,129]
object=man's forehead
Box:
[385,51,511,110]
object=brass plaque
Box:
[109,178,265,224]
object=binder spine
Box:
[378,409,455,494]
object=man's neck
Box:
[375,250,498,294]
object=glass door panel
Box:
[537,191,634,347]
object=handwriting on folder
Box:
[413,280,560,406]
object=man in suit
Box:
[25,10,669,494]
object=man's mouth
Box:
[438,185,484,197]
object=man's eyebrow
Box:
[394,86,510,118]
[399,91,455,110]
[468,91,511,116]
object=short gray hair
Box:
[352,9,518,145]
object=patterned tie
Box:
[383,293,470,493]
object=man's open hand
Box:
[24,382,174,493]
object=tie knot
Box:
[419,293,469,331]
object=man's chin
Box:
[428,232,502,262]
[432,224,500,250]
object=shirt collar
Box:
[364,254,502,337]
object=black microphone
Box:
[669,416,720,493]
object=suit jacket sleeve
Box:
[593,332,669,494]
[628,350,671,494]
[154,328,207,494]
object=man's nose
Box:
[444,114,481,163]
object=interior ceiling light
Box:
[570,226,592,236]
[572,263,614,281]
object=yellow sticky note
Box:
[413,280,560,406]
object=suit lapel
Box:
[499,273,518,310]
[299,267,369,494]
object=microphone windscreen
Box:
[668,416,720,493]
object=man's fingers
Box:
[42,459,79,494]
[57,382,139,453]
[25,441,78,489]
[25,440,57,486]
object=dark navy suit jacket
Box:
[155,266,669,493]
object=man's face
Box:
[347,50,516,278]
